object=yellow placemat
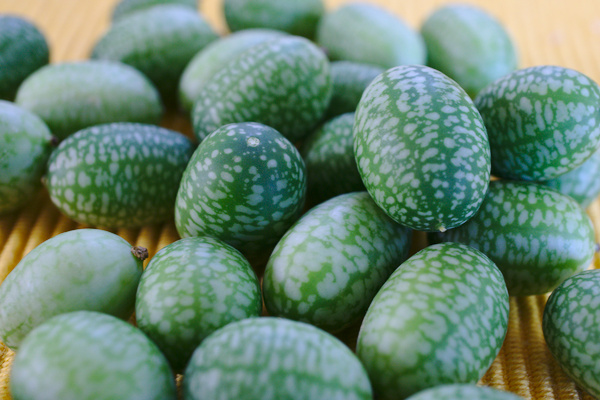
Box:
[1,0,600,399]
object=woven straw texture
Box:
[1,0,600,399]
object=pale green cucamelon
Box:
[406,384,524,400]
[112,0,197,21]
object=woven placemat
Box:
[1,0,600,398]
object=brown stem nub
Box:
[131,246,149,261]
[50,136,60,147]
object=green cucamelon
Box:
[354,64,491,232]
[46,123,194,229]
[112,0,197,21]
[406,384,524,400]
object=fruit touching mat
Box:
[1,0,600,399]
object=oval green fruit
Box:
[421,4,518,98]
[0,15,49,101]
[192,35,331,143]
[224,0,324,39]
[357,242,509,400]
[474,65,600,181]
[112,0,197,21]
[543,269,600,398]
[10,311,176,400]
[263,191,411,333]
[431,180,596,296]
[46,122,193,228]
[406,384,524,400]
[92,5,218,105]
[0,100,54,214]
[354,64,491,232]
[179,28,285,113]
[0,229,145,349]
[135,236,262,372]
[175,122,306,265]
[316,3,426,69]
[183,317,373,400]
[15,61,163,140]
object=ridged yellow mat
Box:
[1,0,600,399]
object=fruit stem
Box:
[131,246,149,261]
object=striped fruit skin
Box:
[92,5,218,106]
[316,4,426,69]
[541,147,600,208]
[0,15,49,101]
[135,236,262,373]
[263,192,411,333]
[112,0,197,21]
[431,180,596,296]
[421,4,518,98]
[543,270,600,399]
[175,122,306,265]
[325,61,384,120]
[357,242,509,400]
[15,61,163,140]
[10,311,176,400]
[406,384,524,400]
[179,28,285,113]
[46,123,194,229]
[301,113,365,205]
[354,65,491,232]
[0,101,53,214]
[183,317,373,400]
[192,36,331,143]
[474,65,600,181]
[224,0,324,40]
[0,229,143,349]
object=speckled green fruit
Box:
[183,318,373,400]
[354,65,491,232]
[474,65,600,181]
[179,28,285,113]
[0,15,49,101]
[421,4,518,98]
[224,0,324,39]
[263,192,411,333]
[0,229,145,349]
[325,61,384,119]
[10,311,176,400]
[112,0,197,20]
[316,3,426,69]
[15,61,163,140]
[406,384,524,400]
[431,180,596,296]
[0,101,54,214]
[192,35,331,143]
[46,123,193,229]
[357,243,509,400]
[541,147,600,208]
[543,270,600,398]
[92,5,218,105]
[301,113,364,205]
[175,122,306,265]
[135,236,262,372]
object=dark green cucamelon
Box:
[0,229,145,349]
[406,384,524,400]
[15,61,163,140]
[10,311,176,400]
[431,180,596,296]
[224,0,324,40]
[421,4,518,98]
[317,4,426,69]
[0,15,49,101]
[46,122,193,228]
[474,65,600,181]
[179,28,285,113]
[175,122,306,265]
[0,100,54,214]
[354,65,491,232]
[112,0,197,21]
[183,318,373,400]
[192,35,331,143]
[357,242,509,400]
[92,5,218,105]
[135,236,262,372]
[263,191,411,333]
